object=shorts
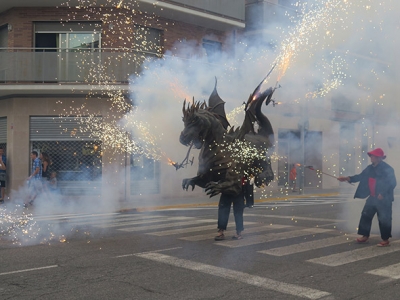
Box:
[29,179,43,194]
[0,180,5,188]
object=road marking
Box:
[366,262,400,279]
[179,224,293,241]
[216,228,334,248]
[119,219,216,232]
[245,214,346,223]
[307,240,400,266]
[259,234,358,256]
[36,214,157,224]
[0,265,58,276]
[34,212,120,221]
[148,221,258,236]
[114,247,183,258]
[134,252,331,299]
[94,216,194,228]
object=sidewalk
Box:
[118,186,346,213]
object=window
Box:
[34,22,101,82]
[130,154,160,195]
[34,22,101,51]
[0,25,8,48]
[134,25,162,55]
[202,39,222,63]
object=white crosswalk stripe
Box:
[307,240,400,266]
[180,224,293,241]
[244,213,346,223]
[366,263,400,280]
[34,213,165,226]
[134,252,331,299]
[259,234,358,256]
[148,221,258,236]
[93,216,194,228]
[119,218,217,232]
[216,228,334,248]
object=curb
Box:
[117,192,340,213]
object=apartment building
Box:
[0,0,245,202]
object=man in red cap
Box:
[338,148,396,247]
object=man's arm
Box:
[0,156,5,170]
[28,163,40,180]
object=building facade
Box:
[0,0,245,202]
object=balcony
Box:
[0,48,160,84]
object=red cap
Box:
[367,148,386,159]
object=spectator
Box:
[40,152,52,181]
[25,151,42,207]
[289,163,297,192]
[215,186,245,241]
[48,171,58,194]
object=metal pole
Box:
[298,101,308,195]
[299,120,305,195]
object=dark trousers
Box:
[217,192,244,233]
[358,196,392,240]
[243,183,254,207]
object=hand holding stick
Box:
[305,166,354,186]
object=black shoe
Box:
[0,199,4,204]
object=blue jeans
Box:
[217,192,245,233]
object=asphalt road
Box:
[2,195,400,300]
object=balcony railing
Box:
[0,48,161,83]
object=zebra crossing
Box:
[32,210,400,299]
[44,212,400,268]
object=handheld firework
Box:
[305,166,354,186]
[170,142,195,171]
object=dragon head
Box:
[180,100,210,149]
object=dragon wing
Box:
[208,77,230,130]
[236,78,275,142]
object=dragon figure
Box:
[179,78,275,197]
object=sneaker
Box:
[232,234,242,240]
[377,240,390,247]
[356,236,369,243]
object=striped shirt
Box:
[32,157,42,180]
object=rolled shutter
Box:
[30,116,101,141]
[0,117,6,143]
